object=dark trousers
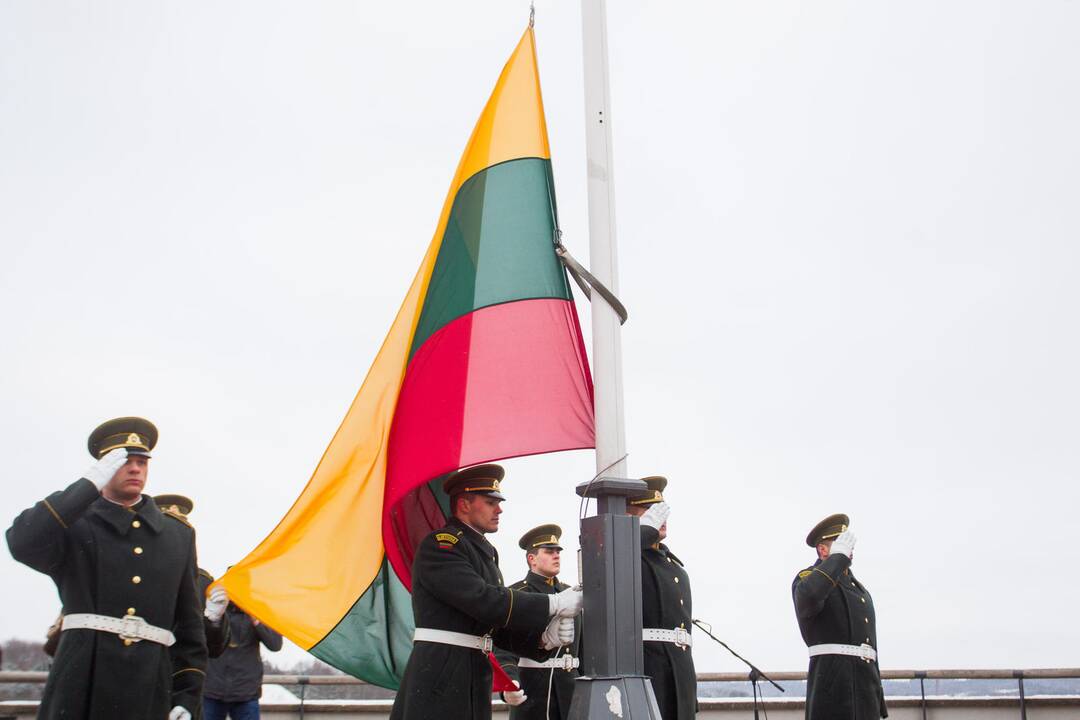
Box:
[204,698,260,720]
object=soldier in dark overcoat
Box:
[495,524,581,720]
[625,476,697,720]
[154,493,231,658]
[390,465,581,720]
[6,417,207,720]
[792,514,887,719]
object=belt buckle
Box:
[860,643,874,663]
[119,615,145,643]
[561,654,576,671]
[480,635,493,653]
[674,628,690,648]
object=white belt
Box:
[414,628,493,653]
[519,655,580,670]
[62,613,176,646]
[808,643,877,661]
[642,627,693,648]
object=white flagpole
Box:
[580,0,628,479]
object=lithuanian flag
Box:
[220,26,595,689]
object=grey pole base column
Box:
[568,675,661,719]
[569,478,661,720]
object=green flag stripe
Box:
[409,157,570,360]
[309,558,414,690]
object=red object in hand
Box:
[488,652,519,692]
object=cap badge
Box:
[126,433,141,445]
[653,491,661,500]
[492,479,501,491]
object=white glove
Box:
[83,448,129,490]
[830,530,856,558]
[541,615,575,649]
[548,587,582,618]
[168,707,191,720]
[204,586,228,623]
[640,501,670,531]
[504,689,528,706]
[556,616,574,645]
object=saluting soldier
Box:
[495,524,582,720]
[154,494,231,659]
[792,514,887,719]
[5,417,207,720]
[390,465,582,720]
[624,476,697,720]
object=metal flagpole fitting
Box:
[529,2,535,28]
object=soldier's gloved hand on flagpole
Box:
[82,448,129,490]
[640,501,671,531]
[168,706,191,720]
[548,587,582,618]
[830,530,857,559]
[204,586,228,624]
[541,615,575,649]
[503,689,528,706]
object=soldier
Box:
[495,524,581,720]
[792,514,887,719]
[624,476,697,720]
[389,464,581,720]
[154,494,231,658]
[5,417,206,720]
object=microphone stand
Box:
[692,619,784,720]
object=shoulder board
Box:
[665,549,685,567]
[798,569,813,579]
[161,510,193,528]
[434,532,459,545]
[510,580,528,590]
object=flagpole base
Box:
[567,675,662,719]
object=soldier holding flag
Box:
[390,465,581,720]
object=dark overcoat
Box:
[204,604,282,702]
[6,478,207,719]
[640,525,697,720]
[792,553,888,719]
[390,518,551,720]
[496,571,581,720]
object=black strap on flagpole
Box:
[554,231,629,325]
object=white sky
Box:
[2,0,1078,676]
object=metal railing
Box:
[3,668,1078,719]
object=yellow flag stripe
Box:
[219,26,550,649]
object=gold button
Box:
[134,547,143,555]
[132,520,141,529]
[132,576,141,584]
[123,639,134,646]
[861,597,865,603]
[126,608,136,615]
[679,599,684,605]
[866,637,871,643]
[680,622,685,628]
[674,577,679,583]
[864,617,869,623]
[850,581,855,586]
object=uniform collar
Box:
[526,571,558,590]
[91,495,165,535]
[449,516,498,557]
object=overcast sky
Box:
[2,1,1078,676]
